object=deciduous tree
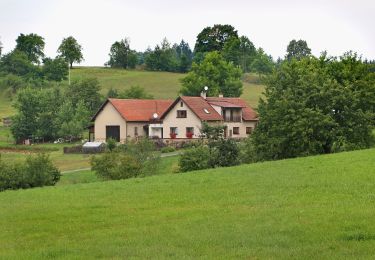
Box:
[57,36,83,68]
[15,33,45,64]
[181,51,243,97]
[286,39,311,60]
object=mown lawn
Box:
[1,148,375,258]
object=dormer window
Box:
[203,108,210,114]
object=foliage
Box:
[200,122,225,140]
[0,38,2,56]
[144,38,192,72]
[180,51,243,97]
[194,24,238,54]
[160,146,175,153]
[107,38,137,69]
[0,50,39,78]
[250,48,274,76]
[179,145,210,172]
[65,78,102,114]
[286,39,311,60]
[42,57,68,81]
[57,36,83,68]
[15,33,45,64]
[222,36,257,72]
[106,137,117,151]
[0,153,60,191]
[209,139,240,167]
[252,53,375,161]
[92,138,160,180]
[91,152,142,180]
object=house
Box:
[91,94,258,142]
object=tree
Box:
[251,54,375,161]
[0,50,39,77]
[107,38,137,69]
[145,38,178,72]
[174,40,193,72]
[0,38,3,57]
[180,51,243,97]
[15,33,45,64]
[251,48,274,76]
[42,57,68,81]
[286,39,311,60]
[65,78,102,113]
[57,36,83,68]
[222,36,257,72]
[194,24,238,53]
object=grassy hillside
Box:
[1,148,375,258]
[71,67,264,107]
[0,68,264,122]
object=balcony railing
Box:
[224,115,242,122]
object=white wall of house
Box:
[162,100,202,138]
[225,121,257,138]
[126,122,148,138]
[94,102,127,142]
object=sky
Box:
[1,0,374,66]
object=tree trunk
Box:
[70,62,73,69]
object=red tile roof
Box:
[108,98,174,122]
[180,96,223,121]
[207,97,258,121]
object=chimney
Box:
[219,94,223,98]
[201,86,208,99]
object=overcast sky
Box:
[1,0,374,66]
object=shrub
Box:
[91,152,142,180]
[106,138,117,151]
[0,153,60,191]
[161,146,175,153]
[92,137,160,180]
[209,139,240,167]
[179,146,210,172]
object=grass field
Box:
[0,67,264,125]
[1,148,375,258]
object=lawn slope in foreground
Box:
[1,149,375,258]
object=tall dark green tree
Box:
[222,36,257,72]
[194,24,238,53]
[107,38,137,69]
[286,39,312,60]
[174,40,193,72]
[15,33,45,64]
[57,36,83,68]
[0,38,3,57]
[251,54,375,161]
[251,48,274,76]
[180,51,243,97]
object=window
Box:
[203,108,210,114]
[233,127,240,135]
[246,127,253,135]
[186,127,194,138]
[180,101,184,107]
[170,127,178,134]
[177,110,187,118]
[134,127,138,136]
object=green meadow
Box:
[0,68,264,122]
[1,148,375,258]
